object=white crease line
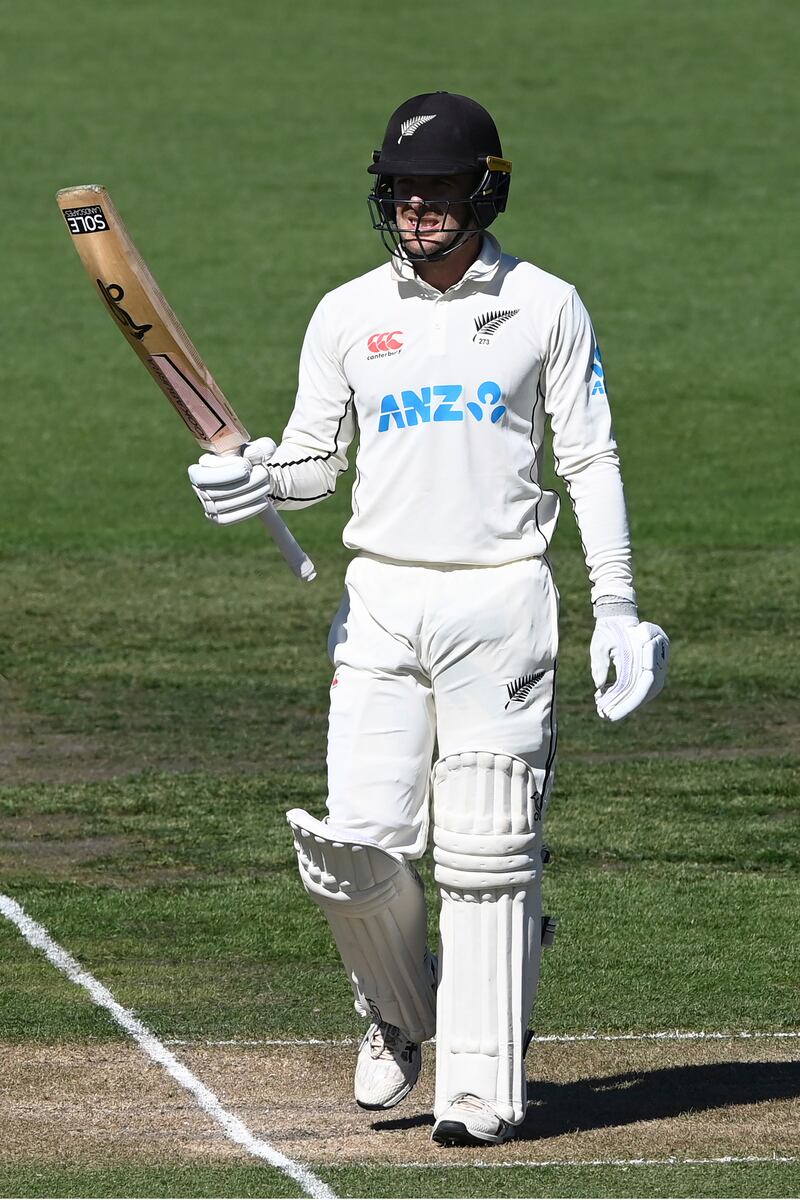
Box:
[0,894,335,1200]
[391,1154,798,1169]
[165,1030,800,1047]
[534,1030,800,1043]
[168,1038,360,1046]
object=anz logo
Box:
[378,380,506,432]
[591,345,606,395]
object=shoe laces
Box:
[452,1092,498,1116]
[368,1021,410,1060]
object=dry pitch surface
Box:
[4,1037,799,1170]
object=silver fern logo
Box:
[398,114,436,143]
[474,309,520,343]
[504,670,546,709]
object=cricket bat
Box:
[56,184,316,582]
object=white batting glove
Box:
[590,600,670,722]
[188,437,277,526]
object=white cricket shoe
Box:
[354,1021,421,1110]
[432,1093,514,1146]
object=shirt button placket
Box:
[429,296,448,357]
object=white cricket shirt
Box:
[268,234,636,604]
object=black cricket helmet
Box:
[368,91,512,262]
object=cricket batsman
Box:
[188,92,670,1146]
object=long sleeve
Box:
[268,295,356,511]
[542,290,637,606]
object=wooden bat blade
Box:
[56,184,248,454]
[56,184,317,583]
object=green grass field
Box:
[1,2,799,1197]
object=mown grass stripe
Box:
[0,894,336,1200]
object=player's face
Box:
[392,174,477,257]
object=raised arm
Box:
[187,294,356,524]
[268,296,356,511]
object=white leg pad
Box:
[433,752,544,1125]
[286,808,436,1042]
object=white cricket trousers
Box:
[326,554,559,859]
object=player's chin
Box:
[399,229,458,259]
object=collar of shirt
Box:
[389,232,503,294]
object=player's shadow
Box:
[372,1060,800,1138]
[519,1059,800,1141]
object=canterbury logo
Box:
[474,308,520,341]
[367,331,403,353]
[398,115,436,143]
[505,670,546,709]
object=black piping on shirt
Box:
[268,390,355,502]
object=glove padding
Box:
[188,437,277,526]
[591,616,670,722]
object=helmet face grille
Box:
[367,167,511,263]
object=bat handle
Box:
[258,502,317,582]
